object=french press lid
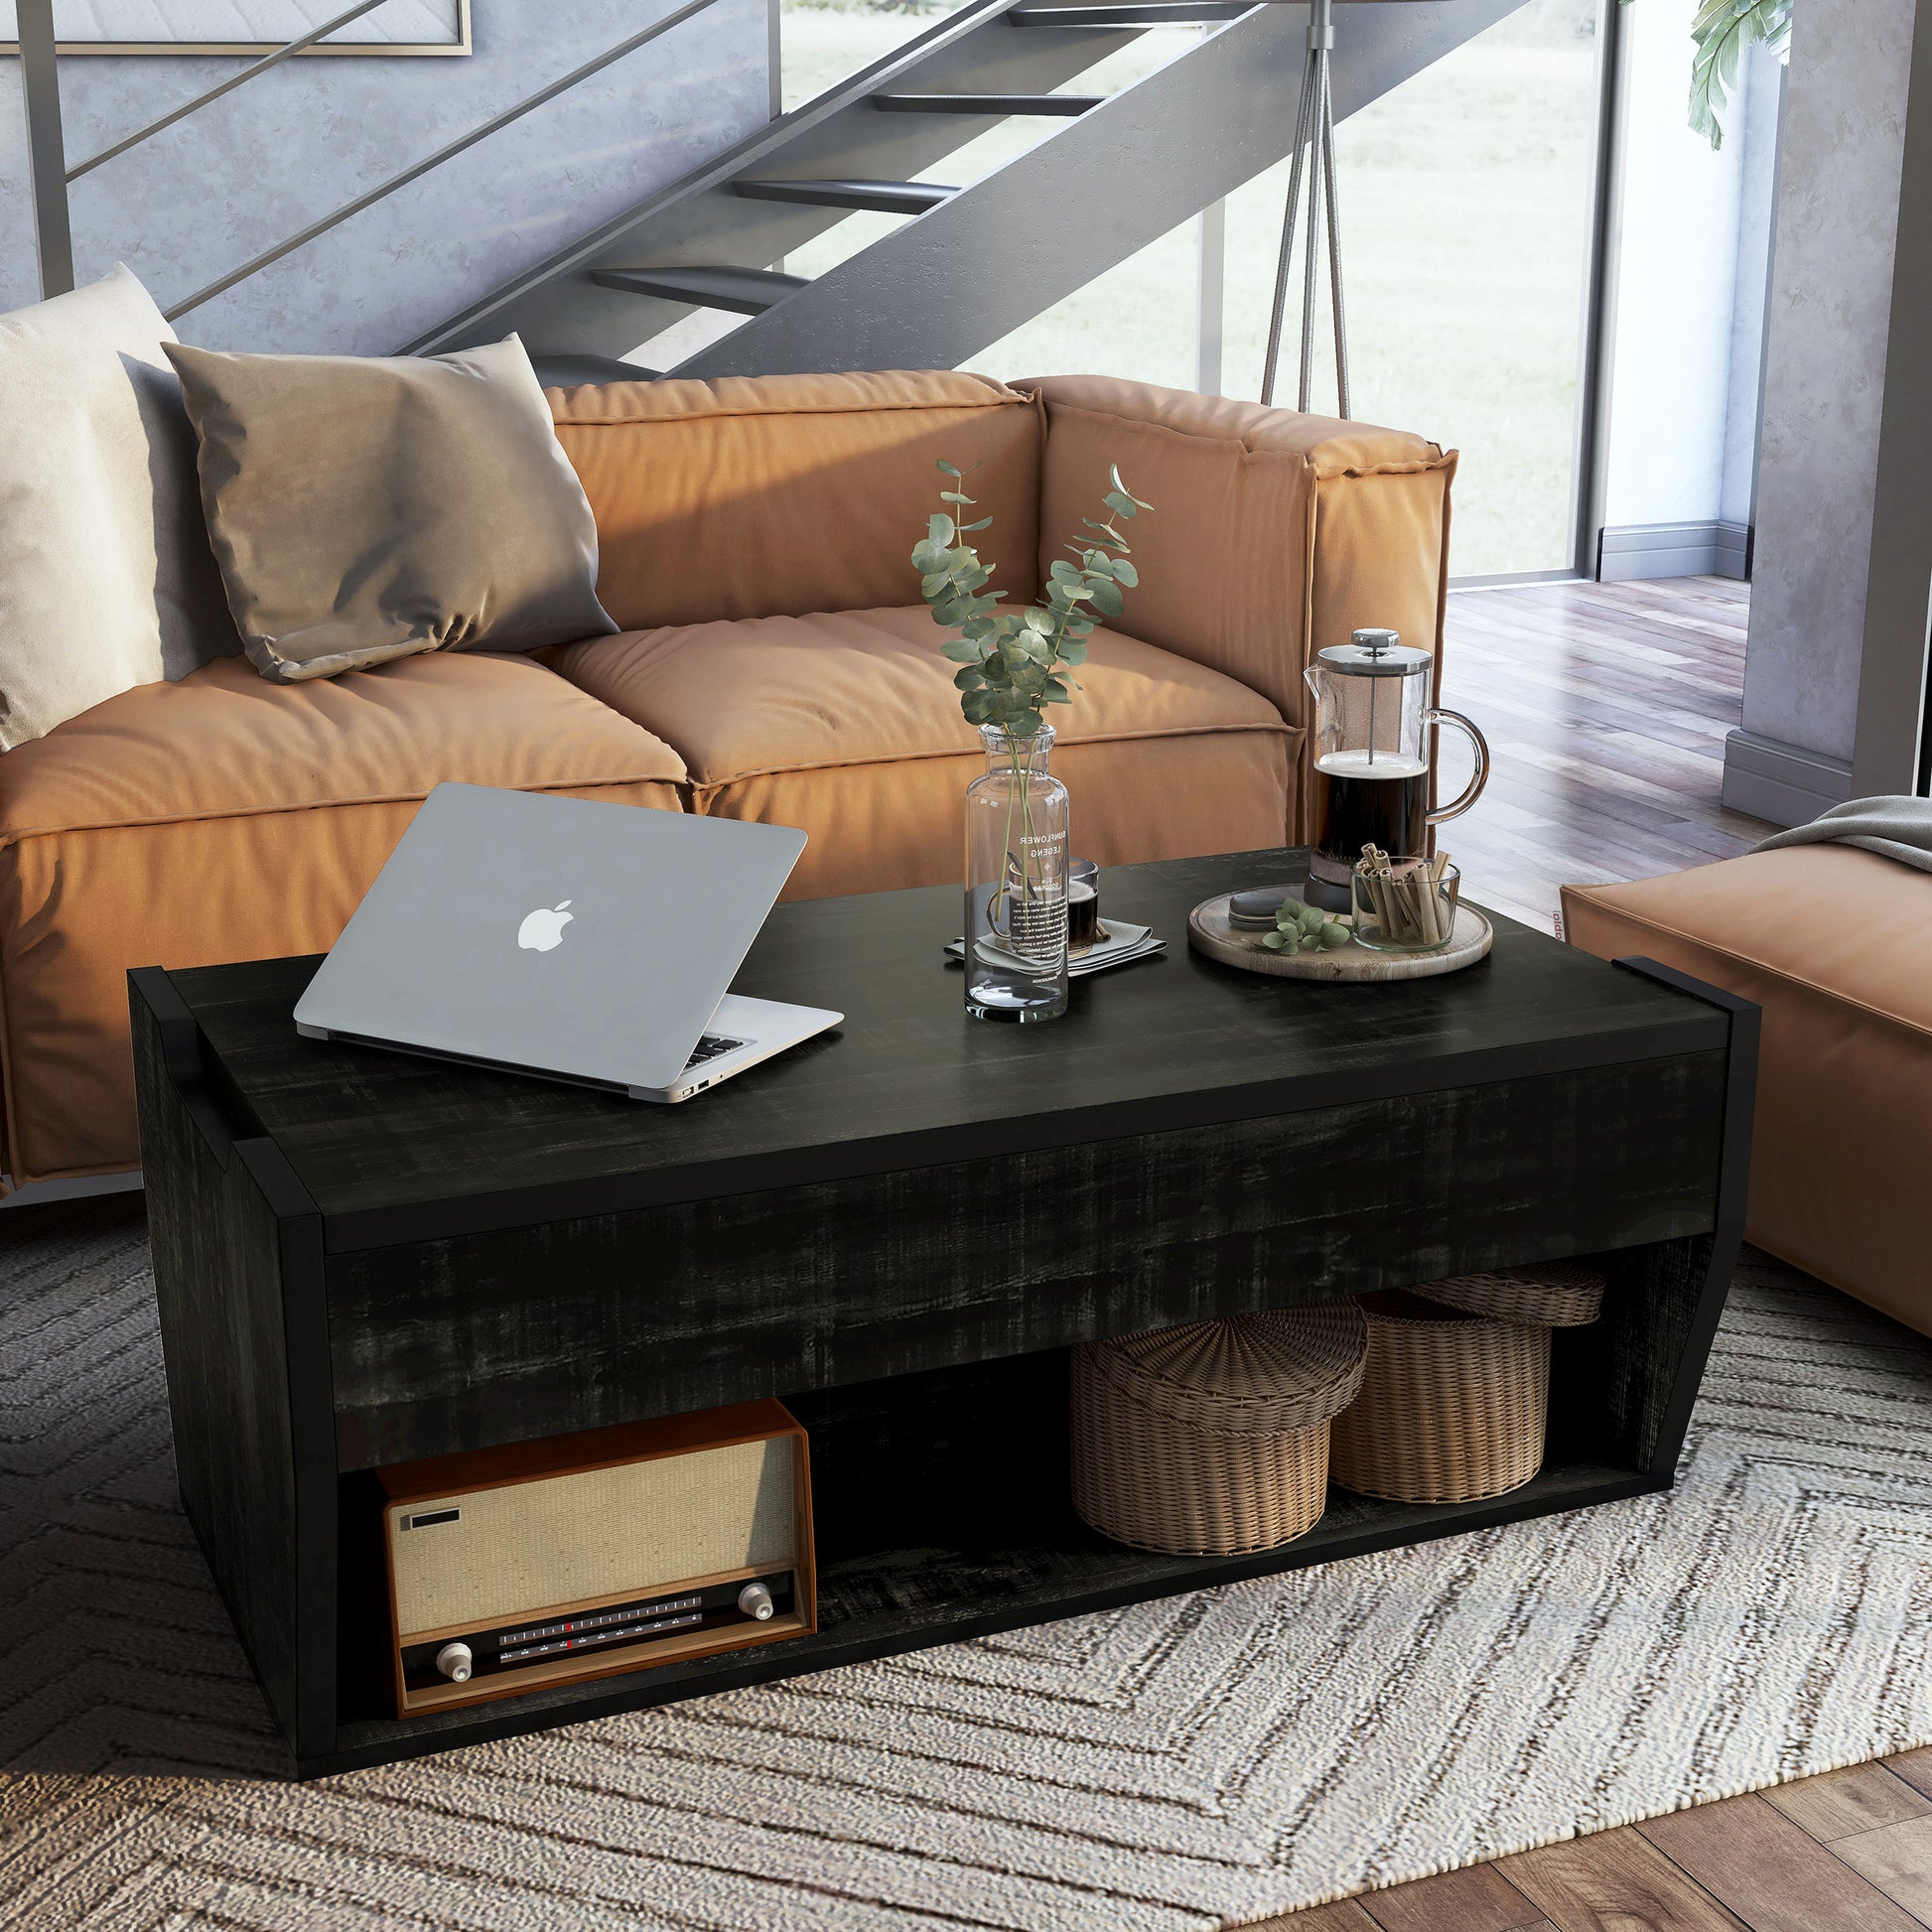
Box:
[1315,626,1432,678]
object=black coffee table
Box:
[130,848,1756,1778]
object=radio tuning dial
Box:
[737,1582,775,1621]
[435,1641,474,1683]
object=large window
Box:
[776,0,1603,577]
[972,0,1604,580]
[1220,0,1602,577]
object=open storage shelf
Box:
[326,1344,1657,1774]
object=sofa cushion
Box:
[546,371,1042,630]
[169,335,616,682]
[0,652,684,1188]
[1561,845,1932,1333]
[546,606,1296,900]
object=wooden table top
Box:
[164,848,1725,1247]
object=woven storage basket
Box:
[1071,1304,1368,1556]
[1329,1290,1550,1505]
[1412,1258,1604,1327]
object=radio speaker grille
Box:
[389,1434,796,1637]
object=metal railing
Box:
[15,0,724,319]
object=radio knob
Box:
[436,1641,474,1683]
[737,1582,775,1621]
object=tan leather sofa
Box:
[0,369,1454,1191]
[1563,846,1930,1336]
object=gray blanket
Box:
[1754,794,1932,874]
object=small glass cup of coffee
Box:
[1068,858,1102,954]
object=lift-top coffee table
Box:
[130,848,1756,1778]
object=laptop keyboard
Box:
[683,1034,748,1072]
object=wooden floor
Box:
[1266,578,1932,1927]
[1258,1752,1932,1932]
[1429,575,1773,934]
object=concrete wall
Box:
[0,0,770,354]
[1727,0,1918,816]
[1595,3,1780,574]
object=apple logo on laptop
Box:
[517,900,574,953]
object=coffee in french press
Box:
[1303,627,1489,912]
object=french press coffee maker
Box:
[1303,627,1489,911]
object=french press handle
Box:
[1425,708,1489,826]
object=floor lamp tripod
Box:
[1262,0,1350,417]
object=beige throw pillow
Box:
[0,265,241,752]
[166,335,617,682]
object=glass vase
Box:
[963,723,1069,1023]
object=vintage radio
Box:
[377,1399,815,1717]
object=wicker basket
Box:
[1071,1304,1368,1556]
[1412,1258,1604,1328]
[1328,1290,1550,1504]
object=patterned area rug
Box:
[5,1199,1932,1930]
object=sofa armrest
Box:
[1026,376,1455,836]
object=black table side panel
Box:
[131,971,340,1762]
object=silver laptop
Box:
[294,783,841,1103]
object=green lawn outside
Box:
[777,0,1598,576]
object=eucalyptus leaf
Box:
[917,462,1148,737]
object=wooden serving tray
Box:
[1187,889,1493,981]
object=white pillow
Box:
[0,265,241,752]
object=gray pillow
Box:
[166,335,617,682]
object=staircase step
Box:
[734,178,958,215]
[871,92,1104,115]
[530,353,661,385]
[590,264,809,316]
[1011,2,1250,24]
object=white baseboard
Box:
[1597,520,1751,582]
[1721,728,1855,827]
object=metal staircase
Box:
[409,0,1525,383]
[15,0,1524,383]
